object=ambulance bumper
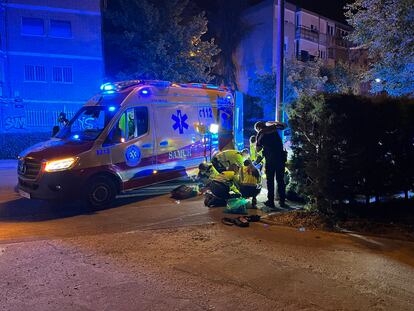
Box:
[18,171,84,200]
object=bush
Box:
[289,94,414,213]
[0,132,51,159]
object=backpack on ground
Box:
[170,185,198,200]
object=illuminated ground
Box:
[0,161,413,310]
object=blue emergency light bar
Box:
[100,80,230,95]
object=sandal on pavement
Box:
[245,215,261,222]
[222,217,235,226]
[234,216,250,227]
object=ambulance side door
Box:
[153,103,199,181]
[104,104,155,190]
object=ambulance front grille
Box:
[18,158,42,180]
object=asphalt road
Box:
[1,161,414,310]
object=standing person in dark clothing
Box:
[255,121,287,208]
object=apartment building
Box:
[235,0,354,95]
[0,0,104,134]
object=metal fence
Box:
[0,101,81,133]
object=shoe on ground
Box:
[264,200,276,209]
[279,200,286,208]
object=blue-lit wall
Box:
[0,0,104,136]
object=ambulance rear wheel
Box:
[86,176,116,208]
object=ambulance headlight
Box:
[44,157,78,172]
[209,123,219,134]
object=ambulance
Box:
[17,80,244,207]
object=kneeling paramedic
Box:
[211,149,249,173]
[197,162,219,185]
[209,164,240,199]
[236,160,261,208]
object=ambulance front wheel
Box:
[85,176,117,208]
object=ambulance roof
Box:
[85,80,233,108]
[100,80,231,93]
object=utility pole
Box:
[275,0,284,121]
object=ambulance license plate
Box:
[19,189,31,199]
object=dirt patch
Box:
[265,208,414,241]
[264,210,335,231]
[337,219,414,241]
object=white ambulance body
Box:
[17,80,242,206]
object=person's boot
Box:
[252,197,257,209]
[279,200,286,208]
[264,200,276,209]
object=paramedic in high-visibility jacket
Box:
[211,149,249,173]
[255,121,287,209]
[249,135,264,170]
[236,160,261,208]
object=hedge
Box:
[288,94,414,213]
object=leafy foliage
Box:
[345,0,414,96]
[320,61,363,95]
[208,0,250,88]
[288,94,414,213]
[104,0,220,82]
[251,59,363,118]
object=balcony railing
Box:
[296,26,352,48]
[295,26,319,43]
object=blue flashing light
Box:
[73,134,80,140]
[108,106,116,112]
[100,83,116,92]
[140,88,150,96]
[226,95,232,100]
[206,84,219,90]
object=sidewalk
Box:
[0,159,17,170]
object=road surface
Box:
[0,161,413,310]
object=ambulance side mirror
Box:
[52,126,60,137]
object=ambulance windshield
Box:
[56,106,117,141]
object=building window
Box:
[296,15,300,26]
[21,17,44,36]
[49,20,72,38]
[53,67,73,83]
[319,50,326,59]
[327,24,334,36]
[284,36,288,53]
[25,65,46,82]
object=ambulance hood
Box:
[19,138,94,161]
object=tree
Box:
[104,0,220,82]
[208,0,250,88]
[288,94,414,212]
[345,0,414,96]
[320,61,362,95]
[252,59,327,118]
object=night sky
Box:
[196,0,352,23]
[288,0,352,23]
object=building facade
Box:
[235,0,354,95]
[0,0,104,134]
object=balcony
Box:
[295,26,320,43]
